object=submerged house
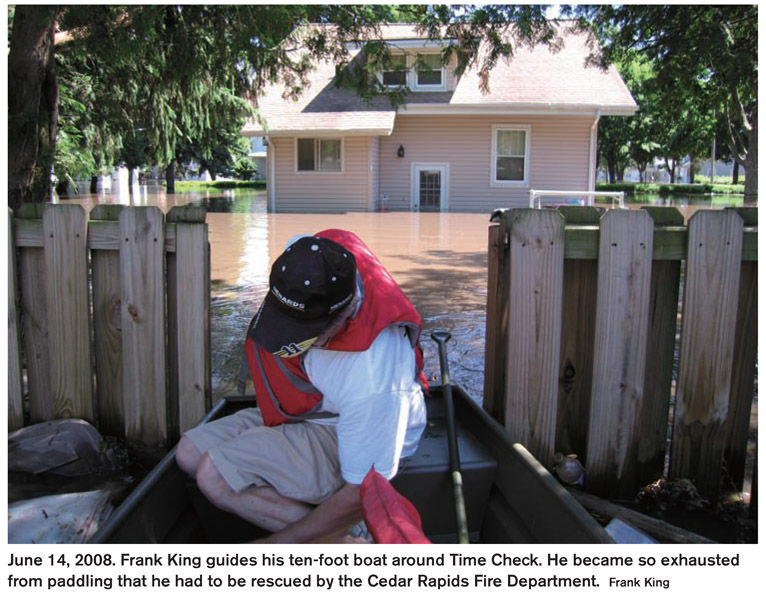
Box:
[243,24,637,213]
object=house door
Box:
[411,164,448,212]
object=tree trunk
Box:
[8,6,60,211]
[90,175,99,194]
[743,105,758,202]
[56,178,70,196]
[166,161,176,194]
[732,161,739,184]
[687,158,695,184]
[606,156,616,184]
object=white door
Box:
[411,163,449,212]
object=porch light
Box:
[397,145,405,158]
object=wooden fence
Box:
[483,206,758,503]
[7,204,211,462]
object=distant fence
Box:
[8,204,211,461]
[483,206,757,504]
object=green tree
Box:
[597,116,631,183]
[574,5,758,199]
[9,5,565,210]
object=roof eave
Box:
[400,102,638,116]
[245,127,395,137]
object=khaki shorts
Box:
[183,408,344,504]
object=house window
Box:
[415,53,444,89]
[492,126,530,185]
[382,54,407,87]
[297,138,342,172]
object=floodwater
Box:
[58,186,746,403]
[59,186,492,400]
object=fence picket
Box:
[504,209,565,469]
[167,205,211,438]
[120,207,167,454]
[586,210,654,498]
[43,204,94,421]
[16,206,52,422]
[671,210,744,499]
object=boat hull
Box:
[90,386,611,544]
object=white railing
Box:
[529,190,625,209]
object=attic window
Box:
[382,54,407,87]
[297,138,342,172]
[414,53,444,90]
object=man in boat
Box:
[176,230,427,543]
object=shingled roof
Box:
[243,23,636,136]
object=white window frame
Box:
[381,53,408,89]
[412,52,446,92]
[295,137,344,173]
[490,124,531,187]
[376,51,446,92]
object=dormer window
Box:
[414,53,444,89]
[382,54,407,87]
[377,51,447,92]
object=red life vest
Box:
[244,229,427,427]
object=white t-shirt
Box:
[302,324,426,484]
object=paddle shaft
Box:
[430,331,470,544]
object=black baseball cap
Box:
[251,236,357,357]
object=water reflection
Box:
[58,185,746,403]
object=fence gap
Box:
[90,205,125,436]
[555,207,601,461]
[724,207,758,491]
[635,207,685,486]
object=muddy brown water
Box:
[60,187,493,401]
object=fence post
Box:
[586,210,654,499]
[120,206,168,457]
[8,209,24,430]
[43,204,94,421]
[504,209,565,470]
[671,210,744,501]
[483,212,511,422]
[90,205,125,436]
[166,205,210,442]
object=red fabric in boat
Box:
[360,466,431,544]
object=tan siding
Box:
[379,115,594,212]
[272,136,371,212]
